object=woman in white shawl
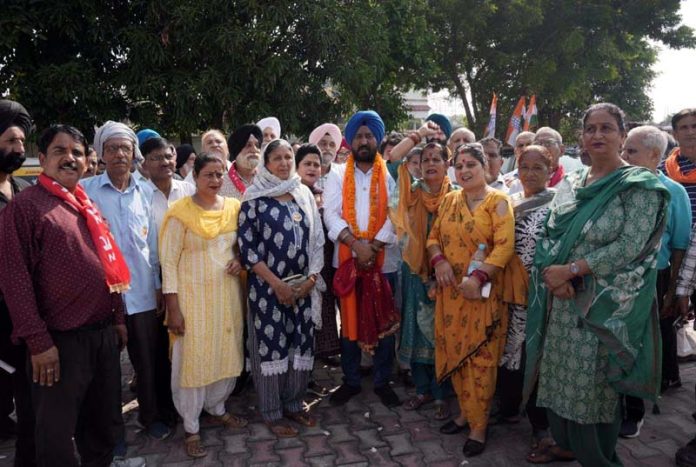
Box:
[238,139,325,437]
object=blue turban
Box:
[426,113,452,139]
[344,110,385,146]
[136,128,160,148]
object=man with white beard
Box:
[308,123,342,192]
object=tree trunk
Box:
[450,70,474,127]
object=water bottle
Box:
[467,243,491,298]
[467,243,487,275]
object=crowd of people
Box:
[2,97,696,466]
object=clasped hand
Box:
[542,265,575,300]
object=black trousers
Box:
[31,323,121,467]
[125,310,176,427]
[497,346,549,432]
[658,267,679,385]
[622,269,670,423]
[0,301,36,467]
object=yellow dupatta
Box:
[159,196,239,246]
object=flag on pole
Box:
[505,96,526,146]
[523,95,538,131]
[484,93,497,138]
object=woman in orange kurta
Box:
[426,143,516,457]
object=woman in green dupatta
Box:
[524,103,669,466]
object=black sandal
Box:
[462,437,486,457]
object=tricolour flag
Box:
[484,93,497,138]
[523,95,538,131]
[505,96,526,146]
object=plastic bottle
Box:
[467,243,491,298]
[467,243,487,275]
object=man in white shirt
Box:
[479,137,507,192]
[141,137,195,230]
[308,123,342,192]
[323,110,401,408]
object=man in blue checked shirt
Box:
[82,121,173,444]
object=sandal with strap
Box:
[526,445,576,464]
[284,410,317,427]
[184,433,207,458]
[266,420,299,438]
[434,401,451,420]
[403,394,434,411]
[214,412,248,429]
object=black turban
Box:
[175,144,196,170]
[0,100,32,137]
[227,124,262,161]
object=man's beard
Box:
[0,147,26,174]
[321,151,335,167]
[237,152,260,171]
[353,145,377,163]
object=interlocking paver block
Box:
[353,428,387,450]
[326,423,358,443]
[304,434,333,457]
[384,432,417,457]
[277,446,310,467]
[362,446,399,466]
[403,420,437,442]
[417,439,455,464]
[247,439,280,464]
[221,433,249,454]
[333,441,367,465]
[393,452,424,467]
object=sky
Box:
[650,0,696,121]
[429,0,696,123]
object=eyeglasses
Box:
[146,152,176,162]
[104,143,134,155]
[535,140,559,148]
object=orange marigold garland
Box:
[343,153,384,239]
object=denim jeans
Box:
[340,334,395,388]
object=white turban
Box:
[308,123,342,148]
[256,117,281,139]
[94,121,143,163]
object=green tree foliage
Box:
[1,0,434,141]
[0,1,132,139]
[1,0,692,141]
[427,0,695,137]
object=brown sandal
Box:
[526,445,575,464]
[284,410,317,427]
[434,401,451,420]
[184,433,207,458]
[214,412,248,429]
[266,420,299,438]
[403,394,434,411]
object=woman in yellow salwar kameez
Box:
[160,154,248,458]
[427,143,518,457]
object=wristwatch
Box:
[569,262,580,277]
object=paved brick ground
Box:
[3,357,696,466]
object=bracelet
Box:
[408,132,421,146]
[430,253,446,268]
[308,274,317,284]
[469,269,489,285]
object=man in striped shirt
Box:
[660,108,696,220]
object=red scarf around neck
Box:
[548,164,565,187]
[38,174,130,293]
[228,162,248,194]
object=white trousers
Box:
[170,339,236,433]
